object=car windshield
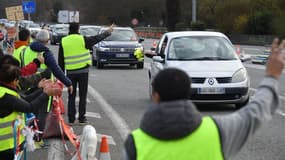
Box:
[167,36,238,61]
[29,23,40,28]
[103,29,137,41]
[54,26,69,34]
[80,27,100,36]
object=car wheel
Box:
[137,62,144,69]
[97,62,104,69]
[235,96,249,109]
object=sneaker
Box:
[78,119,89,124]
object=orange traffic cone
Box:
[99,136,111,160]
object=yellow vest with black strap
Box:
[132,116,224,160]
[22,46,47,72]
[13,45,27,67]
[22,46,53,112]
[61,34,91,70]
[0,86,25,152]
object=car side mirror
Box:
[139,38,144,43]
[153,56,164,63]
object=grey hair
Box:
[36,29,50,42]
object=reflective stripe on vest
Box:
[13,45,26,64]
[62,34,91,70]
[132,116,224,160]
[0,86,25,152]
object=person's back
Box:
[122,38,285,160]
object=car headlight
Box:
[97,47,110,52]
[232,68,248,83]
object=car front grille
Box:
[109,48,135,52]
[216,77,232,83]
[191,77,232,84]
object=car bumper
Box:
[190,87,249,104]
[97,51,143,64]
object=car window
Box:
[80,27,100,36]
[54,26,69,34]
[102,29,137,41]
[168,36,237,60]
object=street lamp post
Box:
[192,0,197,23]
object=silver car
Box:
[147,31,250,108]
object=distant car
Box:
[79,25,101,37]
[27,23,41,35]
[92,27,144,69]
[147,31,250,108]
[251,49,270,65]
[50,24,69,45]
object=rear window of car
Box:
[101,29,137,41]
[167,36,238,60]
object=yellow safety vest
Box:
[22,46,47,72]
[132,116,224,160]
[134,48,144,61]
[13,45,27,67]
[0,86,25,152]
[61,34,91,70]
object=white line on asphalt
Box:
[88,85,131,140]
[76,111,101,119]
[243,48,261,52]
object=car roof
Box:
[163,31,228,39]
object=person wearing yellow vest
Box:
[134,48,144,62]
[18,30,73,142]
[13,29,44,76]
[58,23,113,124]
[122,38,285,160]
[0,64,60,159]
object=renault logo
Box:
[208,78,215,85]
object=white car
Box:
[147,31,250,108]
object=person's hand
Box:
[108,24,115,33]
[37,54,44,64]
[68,85,73,94]
[43,86,62,96]
[265,38,285,79]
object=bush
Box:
[190,21,206,31]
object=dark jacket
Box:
[0,83,49,118]
[29,42,72,87]
[58,31,111,72]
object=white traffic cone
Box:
[99,136,111,160]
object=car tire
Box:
[97,62,104,69]
[137,62,144,69]
[235,96,249,109]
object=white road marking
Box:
[76,112,101,119]
[88,85,131,140]
[243,48,261,52]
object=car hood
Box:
[97,41,141,48]
[165,60,244,77]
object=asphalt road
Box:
[28,40,285,160]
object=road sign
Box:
[5,6,24,21]
[22,1,36,14]
[58,10,79,23]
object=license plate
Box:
[116,54,129,58]
[198,88,225,94]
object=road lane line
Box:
[88,85,131,140]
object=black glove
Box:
[33,58,41,68]
[40,68,51,79]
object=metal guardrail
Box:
[133,27,277,46]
